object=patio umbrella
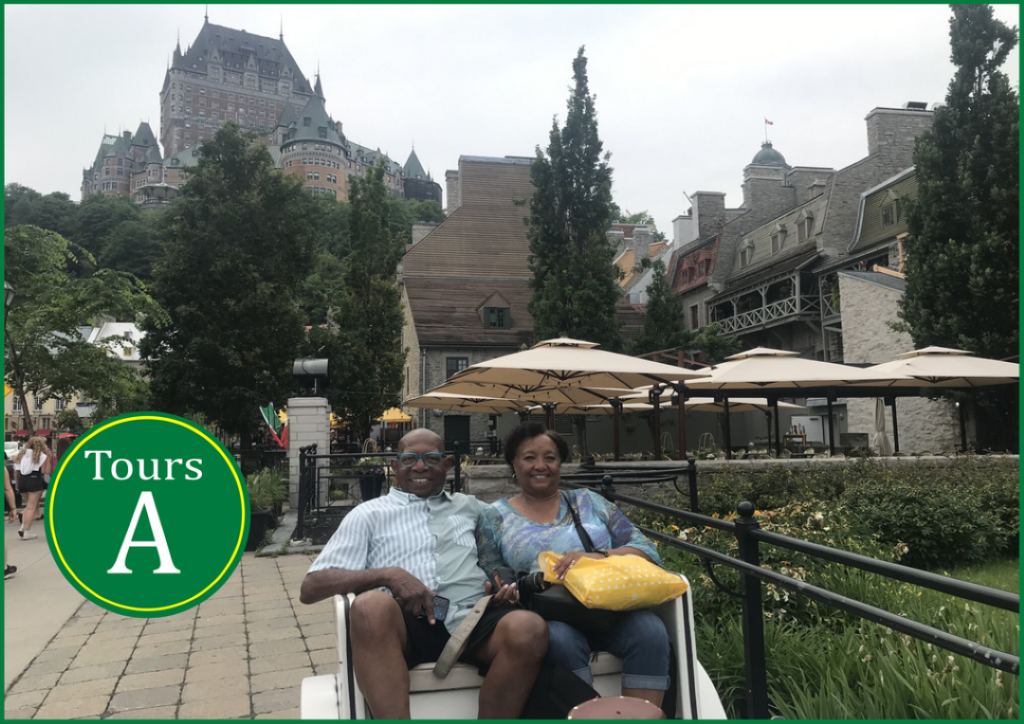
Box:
[377,408,413,424]
[862,346,1019,451]
[686,347,910,456]
[403,392,532,415]
[438,338,710,458]
[873,398,894,456]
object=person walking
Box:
[5,466,17,578]
[12,436,53,541]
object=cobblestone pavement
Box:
[4,553,333,720]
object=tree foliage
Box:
[4,225,166,429]
[526,47,623,350]
[305,164,407,441]
[899,4,1019,359]
[140,125,313,441]
[628,260,691,356]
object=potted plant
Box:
[355,456,388,501]
[246,468,286,551]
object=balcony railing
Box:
[718,297,798,333]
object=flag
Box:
[765,118,774,126]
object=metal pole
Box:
[544,404,555,431]
[687,456,699,513]
[675,383,688,460]
[723,398,733,460]
[888,397,900,453]
[294,445,308,541]
[826,396,836,456]
[959,402,968,452]
[773,398,782,457]
[611,398,622,462]
[649,385,663,460]
[735,501,770,719]
[453,441,461,494]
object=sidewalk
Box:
[4,519,333,719]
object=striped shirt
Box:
[308,486,488,632]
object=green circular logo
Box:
[46,412,249,617]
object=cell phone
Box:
[431,595,450,622]
[493,567,517,587]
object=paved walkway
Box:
[4,519,333,720]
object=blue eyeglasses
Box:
[396,451,445,468]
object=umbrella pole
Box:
[826,396,835,456]
[723,398,732,460]
[765,410,772,453]
[773,399,782,457]
[544,404,555,431]
[675,383,687,460]
[888,397,900,453]
[958,401,968,452]
[612,399,622,462]
[649,385,663,460]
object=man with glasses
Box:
[300,428,547,719]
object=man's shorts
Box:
[401,607,515,671]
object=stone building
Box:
[83,18,427,205]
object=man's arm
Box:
[300,566,438,622]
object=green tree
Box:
[628,260,691,356]
[98,214,167,283]
[691,323,742,365]
[3,185,77,238]
[309,164,407,440]
[899,4,1018,358]
[141,125,314,444]
[526,47,623,350]
[4,225,166,430]
[72,193,142,260]
[897,4,1019,449]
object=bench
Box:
[300,574,727,719]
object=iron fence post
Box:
[687,456,699,513]
[735,500,770,719]
[294,445,309,542]
[600,474,614,500]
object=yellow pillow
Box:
[537,551,688,611]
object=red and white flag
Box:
[764,118,774,126]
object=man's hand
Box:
[385,568,437,624]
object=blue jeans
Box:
[545,610,670,690]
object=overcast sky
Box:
[5,4,1019,239]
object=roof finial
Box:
[280,15,284,41]
[204,5,208,23]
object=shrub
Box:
[247,468,286,511]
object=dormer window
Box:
[880,190,902,228]
[739,240,753,268]
[798,213,814,242]
[770,224,787,254]
[485,307,511,329]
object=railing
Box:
[718,298,798,334]
[294,441,466,541]
[563,468,1019,719]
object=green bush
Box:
[247,468,287,511]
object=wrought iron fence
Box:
[562,461,1019,718]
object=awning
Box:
[377,408,412,424]
[13,430,31,437]
[34,429,53,437]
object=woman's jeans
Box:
[545,610,670,690]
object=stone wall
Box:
[838,272,959,452]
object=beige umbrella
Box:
[403,391,531,415]
[685,347,911,456]
[862,346,1019,451]
[439,338,709,459]
[862,346,1019,387]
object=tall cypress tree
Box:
[898,4,1019,449]
[899,4,1018,359]
[526,47,623,350]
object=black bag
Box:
[505,493,615,634]
[521,662,600,719]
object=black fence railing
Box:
[231,448,287,477]
[563,471,1019,719]
[294,442,466,541]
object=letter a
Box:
[107,492,181,574]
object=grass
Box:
[677,555,1019,718]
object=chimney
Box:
[691,191,726,241]
[865,105,934,162]
[632,226,651,264]
[445,169,460,215]
[123,130,132,142]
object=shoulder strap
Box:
[562,492,596,553]
[434,595,492,678]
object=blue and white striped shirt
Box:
[308,486,488,632]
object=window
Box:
[798,214,814,241]
[770,225,786,254]
[54,398,66,412]
[690,305,700,330]
[12,398,21,412]
[739,241,752,268]
[123,347,134,357]
[33,397,44,413]
[485,307,511,329]
[446,357,469,379]
[881,200,902,227]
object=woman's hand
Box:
[485,580,519,608]
[551,551,608,580]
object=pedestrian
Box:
[12,436,53,541]
[5,466,16,578]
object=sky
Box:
[4,4,1019,240]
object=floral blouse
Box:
[476,488,661,576]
